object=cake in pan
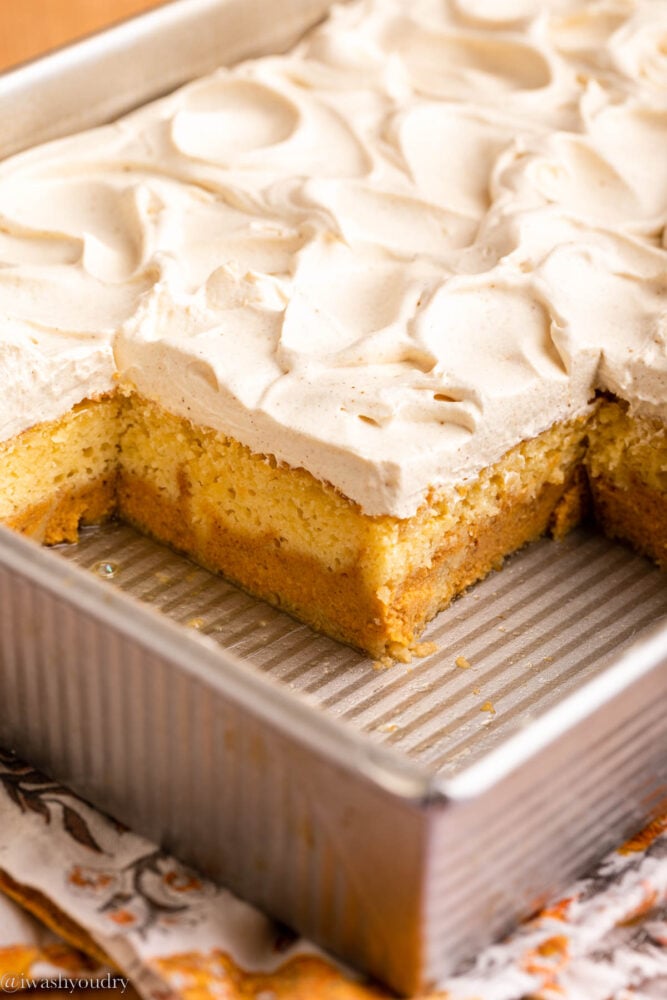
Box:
[0,0,665,658]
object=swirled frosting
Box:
[1,0,666,516]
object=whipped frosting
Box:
[0,0,666,516]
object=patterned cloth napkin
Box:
[0,893,107,988]
[0,749,665,1000]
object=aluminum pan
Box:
[0,523,433,802]
[0,0,666,989]
[0,520,665,993]
[1,0,663,793]
[0,0,338,160]
[57,521,667,794]
[1,511,665,805]
[0,522,437,992]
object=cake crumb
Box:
[455,655,472,670]
[187,617,205,630]
[413,641,438,658]
[387,642,413,664]
[375,639,435,667]
[480,701,496,715]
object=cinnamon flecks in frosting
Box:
[0,0,665,516]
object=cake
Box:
[0,0,665,659]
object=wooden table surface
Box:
[0,0,163,70]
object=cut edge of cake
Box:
[0,392,663,660]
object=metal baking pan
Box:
[0,3,666,994]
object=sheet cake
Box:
[0,0,665,657]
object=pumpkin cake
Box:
[0,0,665,657]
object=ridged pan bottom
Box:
[58,521,667,778]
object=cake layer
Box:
[117,394,590,656]
[0,396,120,544]
[6,478,118,546]
[587,400,667,569]
[590,477,667,572]
[0,392,662,656]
